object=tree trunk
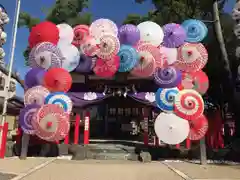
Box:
[213,1,240,138]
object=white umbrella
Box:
[160,46,177,65]
[137,21,164,47]
[57,23,74,45]
[154,112,190,145]
[58,43,80,72]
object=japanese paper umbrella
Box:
[162,23,186,48]
[174,89,204,121]
[178,70,209,95]
[72,25,89,47]
[58,43,80,72]
[45,92,73,113]
[43,68,72,93]
[96,34,120,60]
[57,23,74,45]
[31,104,65,141]
[136,43,167,68]
[130,50,156,77]
[75,54,92,73]
[90,18,118,39]
[188,114,208,141]
[160,46,178,65]
[28,21,59,48]
[19,104,41,134]
[155,87,179,113]
[137,21,164,47]
[117,45,139,72]
[181,19,208,43]
[28,42,64,70]
[24,68,46,89]
[24,85,50,106]
[154,66,182,88]
[93,56,120,78]
[154,112,190,145]
[175,42,208,72]
[80,36,100,56]
[118,24,140,45]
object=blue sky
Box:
[0,0,236,97]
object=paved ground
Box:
[1,158,240,180]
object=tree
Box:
[18,0,92,64]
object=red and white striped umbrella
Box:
[188,114,208,141]
[72,25,89,47]
[175,43,208,72]
[174,89,204,121]
[31,104,66,141]
[96,34,120,60]
[136,43,167,68]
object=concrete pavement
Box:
[0,157,240,180]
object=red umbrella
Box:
[178,70,209,95]
[188,115,208,140]
[28,21,59,48]
[93,56,120,77]
[174,89,204,121]
[43,68,72,92]
[80,36,100,56]
[72,25,89,47]
[175,43,208,72]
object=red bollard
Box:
[74,114,80,144]
[186,138,191,149]
[84,112,90,145]
[0,123,8,158]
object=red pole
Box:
[154,136,159,146]
[64,134,69,144]
[0,123,8,158]
[84,111,90,145]
[74,114,80,144]
[186,138,191,149]
[176,144,180,149]
[16,127,22,145]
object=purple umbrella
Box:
[119,24,140,45]
[75,54,92,73]
[154,66,182,88]
[24,68,46,89]
[162,23,186,48]
[19,104,41,134]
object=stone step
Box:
[93,152,138,161]
[87,144,136,154]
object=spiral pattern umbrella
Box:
[154,66,182,88]
[19,104,40,134]
[44,68,72,93]
[155,87,179,113]
[162,23,186,48]
[29,42,64,70]
[181,19,208,43]
[24,68,46,89]
[93,56,120,77]
[176,42,208,72]
[90,18,118,39]
[72,25,89,47]
[96,34,120,60]
[174,89,204,121]
[117,45,139,72]
[118,24,140,45]
[45,92,73,113]
[31,104,66,141]
[188,115,208,141]
[24,86,50,106]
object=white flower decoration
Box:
[83,92,97,101]
[145,92,155,103]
